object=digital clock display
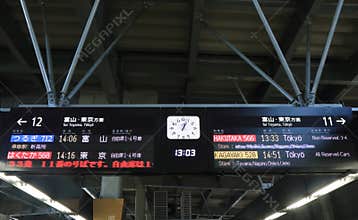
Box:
[174,149,196,157]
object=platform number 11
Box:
[322,116,333,127]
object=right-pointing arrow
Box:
[336,118,346,125]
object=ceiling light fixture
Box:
[264,212,287,220]
[69,215,87,220]
[286,173,357,210]
[285,196,316,210]
[81,187,96,199]
[0,172,86,220]
[263,173,358,220]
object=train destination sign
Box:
[0,106,357,174]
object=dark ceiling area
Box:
[0,0,357,106]
[0,0,358,220]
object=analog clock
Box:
[167,116,200,140]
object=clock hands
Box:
[167,116,200,140]
[181,122,187,131]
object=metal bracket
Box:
[47,91,57,107]
[257,176,273,190]
[290,98,300,107]
[143,0,155,8]
[307,92,316,106]
[58,93,70,107]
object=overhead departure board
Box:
[0,106,357,174]
[208,107,357,173]
[0,108,160,174]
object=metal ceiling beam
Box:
[232,78,249,104]
[0,1,35,67]
[234,175,340,220]
[71,0,121,104]
[0,49,344,75]
[220,190,249,219]
[0,1,43,91]
[20,0,55,106]
[199,189,212,214]
[40,1,55,97]
[310,0,345,104]
[305,19,312,102]
[203,22,297,104]
[252,0,303,104]
[60,0,100,99]
[10,210,58,218]
[66,3,146,103]
[0,188,44,215]
[258,0,322,103]
[20,175,258,200]
[184,0,204,103]
[333,52,358,102]
[83,175,254,191]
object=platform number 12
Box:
[32,117,43,127]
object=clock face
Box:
[167,116,200,140]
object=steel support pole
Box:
[305,18,311,105]
[311,0,344,104]
[40,1,55,97]
[60,0,100,97]
[0,214,7,220]
[66,31,124,102]
[233,80,248,104]
[135,178,145,220]
[19,0,55,105]
[251,0,303,105]
[65,9,142,103]
[203,22,298,105]
[219,191,248,219]
[100,176,123,198]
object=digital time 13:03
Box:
[174,149,196,157]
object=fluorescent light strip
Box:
[69,215,87,220]
[285,196,317,210]
[0,172,86,220]
[263,173,358,220]
[82,187,96,199]
[311,175,355,197]
[348,173,358,178]
[286,174,357,210]
[264,212,287,220]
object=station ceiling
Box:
[0,0,357,105]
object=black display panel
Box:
[208,107,358,173]
[0,108,160,174]
[0,106,357,174]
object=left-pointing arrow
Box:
[17,118,28,126]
